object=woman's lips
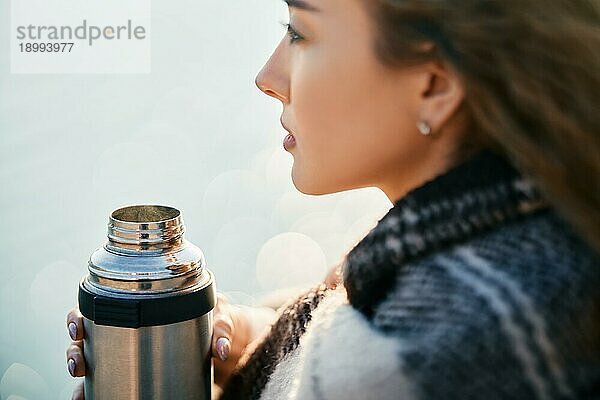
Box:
[283,133,296,151]
[280,117,297,150]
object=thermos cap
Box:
[79,205,216,327]
[86,204,207,295]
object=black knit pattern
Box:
[342,148,549,318]
[218,284,329,400]
[217,148,588,400]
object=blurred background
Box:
[0,0,392,398]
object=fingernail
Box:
[68,358,76,376]
[216,337,230,361]
[68,322,77,340]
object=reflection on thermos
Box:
[78,205,216,399]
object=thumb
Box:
[213,336,231,361]
[212,316,233,362]
[212,293,234,362]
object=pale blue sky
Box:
[0,1,390,398]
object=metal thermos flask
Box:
[78,205,216,399]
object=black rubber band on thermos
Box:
[78,280,216,328]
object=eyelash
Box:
[279,21,304,44]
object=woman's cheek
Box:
[290,49,365,190]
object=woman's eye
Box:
[279,21,303,44]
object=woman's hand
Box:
[65,265,340,398]
[65,293,254,399]
[211,292,253,388]
[65,306,85,400]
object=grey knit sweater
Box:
[219,149,600,400]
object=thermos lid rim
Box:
[78,270,216,328]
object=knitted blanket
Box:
[219,149,600,399]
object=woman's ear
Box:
[417,62,465,135]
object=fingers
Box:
[212,293,237,387]
[212,312,233,361]
[212,292,234,361]
[71,380,85,400]
[211,293,255,388]
[66,340,86,377]
[66,306,84,341]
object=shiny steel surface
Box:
[86,243,208,294]
[88,204,207,293]
[81,205,215,399]
[83,314,213,400]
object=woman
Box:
[66,0,600,398]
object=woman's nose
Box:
[255,71,289,103]
[254,40,290,103]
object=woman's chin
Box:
[291,168,340,196]
[291,168,321,195]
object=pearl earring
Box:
[417,120,431,135]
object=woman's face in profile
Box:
[255,0,466,202]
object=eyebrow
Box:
[282,0,321,12]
